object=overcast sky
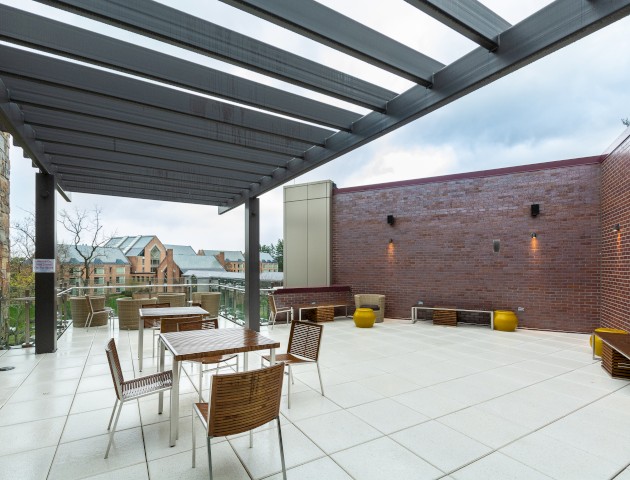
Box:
[6,0,630,252]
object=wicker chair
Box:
[354,294,385,323]
[85,295,114,331]
[105,338,173,459]
[176,318,239,401]
[192,363,287,480]
[268,294,292,329]
[262,320,324,408]
[192,292,221,320]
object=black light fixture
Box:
[389,238,393,244]
[531,232,537,238]
[387,214,395,226]
[531,204,540,217]
[613,223,621,232]
[493,240,500,253]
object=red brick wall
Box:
[332,158,602,332]
[601,129,630,330]
[273,286,353,317]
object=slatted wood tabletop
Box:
[160,328,280,361]
[140,306,208,318]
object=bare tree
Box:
[623,118,630,127]
[59,207,113,287]
[10,209,36,261]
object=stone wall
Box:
[332,157,602,333]
[0,132,10,340]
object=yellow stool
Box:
[493,310,518,332]
[354,308,376,328]
[590,328,627,357]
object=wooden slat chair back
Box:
[175,317,238,401]
[192,363,287,479]
[262,320,324,408]
[142,302,171,358]
[159,315,204,334]
[288,320,323,361]
[105,338,172,459]
[268,294,292,329]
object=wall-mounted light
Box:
[531,204,540,217]
[389,238,393,244]
[613,223,621,232]
[387,215,395,226]
[531,232,537,238]
[493,240,500,253]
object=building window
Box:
[115,276,125,284]
[93,277,105,285]
[94,267,105,275]
[150,246,160,273]
[116,267,125,274]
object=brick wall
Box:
[272,285,353,317]
[601,129,630,330]
[332,157,602,333]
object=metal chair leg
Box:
[277,417,287,480]
[287,365,292,409]
[107,398,118,430]
[316,362,325,396]
[105,400,123,458]
[192,410,196,467]
[207,436,213,480]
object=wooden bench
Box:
[411,306,494,329]
[595,331,630,379]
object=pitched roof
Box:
[260,252,275,262]
[105,235,155,256]
[59,244,130,265]
[171,254,224,271]
[164,244,196,255]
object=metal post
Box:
[22,289,33,348]
[244,197,260,331]
[35,172,57,353]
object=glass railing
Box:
[1,281,275,348]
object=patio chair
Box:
[192,362,287,480]
[268,294,292,330]
[354,294,385,323]
[261,320,324,408]
[142,302,170,359]
[177,318,239,401]
[105,338,173,459]
[85,295,114,331]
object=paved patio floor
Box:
[2,317,630,480]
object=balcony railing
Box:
[1,281,276,348]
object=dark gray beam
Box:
[0,46,337,143]
[244,196,260,331]
[6,78,317,156]
[60,181,222,206]
[45,147,266,183]
[34,0,397,109]
[404,0,511,51]
[22,106,297,166]
[222,0,630,210]
[54,164,238,197]
[49,156,250,191]
[0,5,367,125]
[57,170,233,199]
[220,0,444,85]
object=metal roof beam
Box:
[22,106,297,166]
[222,0,630,210]
[49,156,250,191]
[220,0,444,85]
[5,78,317,156]
[35,0,397,109]
[0,46,336,144]
[60,181,222,206]
[0,5,364,127]
[404,0,511,51]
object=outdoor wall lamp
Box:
[387,215,395,226]
[531,232,537,238]
[613,223,621,232]
[389,238,393,244]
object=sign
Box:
[33,259,56,273]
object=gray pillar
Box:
[244,197,260,332]
[35,173,57,353]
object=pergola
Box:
[1,0,629,353]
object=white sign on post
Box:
[33,259,56,273]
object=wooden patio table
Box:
[138,306,208,372]
[158,328,280,446]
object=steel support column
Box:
[35,172,57,353]
[244,197,260,332]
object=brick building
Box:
[200,249,278,273]
[58,244,130,292]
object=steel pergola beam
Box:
[220,0,444,86]
[0,46,335,144]
[0,4,367,127]
[34,0,397,110]
[221,0,630,210]
[404,0,511,51]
